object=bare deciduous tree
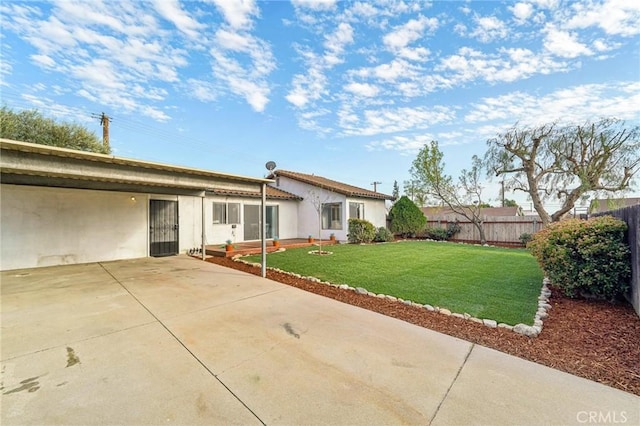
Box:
[485,118,640,225]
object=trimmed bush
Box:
[423,226,449,241]
[422,222,461,241]
[348,218,376,244]
[389,196,426,237]
[374,227,394,242]
[528,216,631,301]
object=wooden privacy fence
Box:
[593,205,640,317]
[425,215,544,247]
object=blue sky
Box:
[1,0,639,209]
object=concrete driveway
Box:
[1,255,638,425]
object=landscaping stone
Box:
[385,295,398,301]
[376,294,386,298]
[439,308,452,316]
[423,304,435,311]
[470,317,483,324]
[513,323,539,337]
[463,313,471,320]
[498,323,513,330]
[338,284,349,290]
[482,319,497,328]
[451,313,464,319]
[403,300,413,306]
[355,287,368,295]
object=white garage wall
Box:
[0,184,148,270]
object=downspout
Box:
[201,192,206,260]
[261,182,267,278]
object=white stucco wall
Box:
[347,197,388,230]
[0,184,148,270]
[272,177,389,241]
[205,196,299,244]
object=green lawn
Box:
[246,241,543,325]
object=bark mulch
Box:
[206,256,640,396]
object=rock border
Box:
[233,253,552,338]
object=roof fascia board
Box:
[0,138,273,185]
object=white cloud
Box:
[465,81,640,126]
[187,79,218,102]
[291,0,337,11]
[344,82,379,97]
[566,0,640,37]
[382,15,439,51]
[544,26,592,58]
[323,22,354,65]
[437,45,575,85]
[510,3,534,22]
[341,105,455,136]
[209,0,258,29]
[286,66,327,108]
[152,0,205,39]
[30,54,55,68]
[470,16,509,43]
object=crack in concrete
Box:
[98,262,267,426]
[429,342,475,425]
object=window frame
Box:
[321,202,343,230]
[349,202,365,220]
[212,202,241,225]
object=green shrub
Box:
[389,196,426,237]
[373,227,394,242]
[446,222,461,239]
[422,222,461,241]
[423,226,449,241]
[519,233,533,246]
[528,216,631,301]
[348,218,376,244]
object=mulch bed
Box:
[206,256,640,396]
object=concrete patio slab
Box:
[166,284,471,424]
[2,255,638,425]
[431,344,640,425]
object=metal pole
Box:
[201,192,206,260]
[261,183,267,278]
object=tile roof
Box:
[270,170,394,200]
[209,186,302,200]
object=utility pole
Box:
[92,112,110,150]
[371,181,382,192]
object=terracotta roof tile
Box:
[270,170,394,200]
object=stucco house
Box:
[0,138,276,270]
[1,139,394,270]
[268,170,394,241]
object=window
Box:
[349,202,364,219]
[213,202,240,224]
[321,203,342,230]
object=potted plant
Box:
[273,236,280,247]
[329,233,336,242]
[308,235,315,243]
[225,239,234,252]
